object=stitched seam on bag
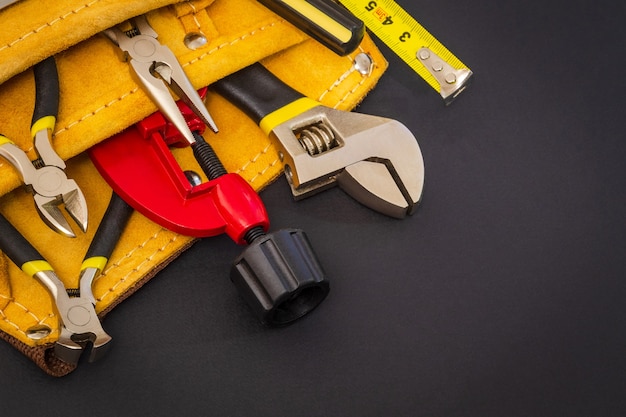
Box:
[0,0,101,52]
[235,143,280,184]
[48,20,288,148]
[183,1,202,30]
[0,294,55,337]
[54,88,140,140]
[96,229,179,302]
[319,46,373,108]
[0,88,142,158]
[184,19,286,66]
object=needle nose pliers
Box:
[0,56,88,237]
[0,192,133,364]
[103,14,218,144]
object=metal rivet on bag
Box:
[184,32,207,50]
[353,53,374,75]
[26,324,52,340]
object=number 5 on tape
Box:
[338,0,472,105]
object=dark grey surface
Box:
[2,1,626,416]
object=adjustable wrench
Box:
[212,63,425,219]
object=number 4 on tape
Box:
[339,0,473,105]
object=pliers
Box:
[103,14,218,146]
[0,56,88,238]
[104,15,234,184]
[0,192,133,364]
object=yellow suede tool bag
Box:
[0,0,387,376]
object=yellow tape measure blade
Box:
[338,0,472,104]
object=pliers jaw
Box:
[271,105,425,219]
[103,15,218,145]
[33,186,88,239]
[0,134,88,237]
[34,270,112,364]
[56,331,112,364]
[56,314,113,365]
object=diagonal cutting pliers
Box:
[0,192,133,364]
[0,56,88,238]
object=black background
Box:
[2,1,626,416]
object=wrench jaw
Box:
[337,159,416,219]
[271,106,425,218]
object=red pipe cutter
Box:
[88,89,329,326]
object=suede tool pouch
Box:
[0,0,387,376]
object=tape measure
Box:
[337,0,472,104]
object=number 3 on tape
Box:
[339,0,473,104]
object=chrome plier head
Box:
[25,268,111,364]
[53,290,112,364]
[103,15,218,145]
[0,56,88,237]
[0,134,88,238]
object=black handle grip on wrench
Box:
[0,214,45,269]
[212,63,304,125]
[31,56,59,128]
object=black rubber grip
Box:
[0,215,44,267]
[257,0,365,56]
[231,228,330,326]
[31,56,59,127]
[212,63,304,125]
[84,192,134,261]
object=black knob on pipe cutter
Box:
[192,133,329,326]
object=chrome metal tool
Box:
[213,63,425,218]
[0,57,88,237]
[0,192,132,364]
[103,14,218,144]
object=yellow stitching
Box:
[184,1,202,31]
[53,20,288,138]
[235,142,273,174]
[54,88,139,137]
[0,293,44,323]
[96,227,168,279]
[0,309,27,336]
[248,157,280,184]
[235,143,281,183]
[318,66,355,102]
[184,20,285,67]
[333,72,371,108]
[318,47,376,108]
[0,0,101,52]
[1,87,140,161]
[96,230,180,302]
[0,293,55,335]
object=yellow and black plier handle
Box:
[0,57,88,237]
[0,192,132,364]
